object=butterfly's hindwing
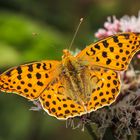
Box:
[39,76,85,120]
[87,67,121,112]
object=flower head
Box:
[95,11,140,39]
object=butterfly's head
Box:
[62,49,72,59]
[62,49,77,67]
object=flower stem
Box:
[85,123,98,140]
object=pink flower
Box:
[120,11,140,32]
[95,29,107,39]
[137,54,140,59]
[95,11,140,39]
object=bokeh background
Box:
[0,0,139,140]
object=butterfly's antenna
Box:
[68,18,83,51]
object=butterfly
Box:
[0,32,140,120]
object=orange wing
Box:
[39,75,85,120]
[77,32,140,71]
[86,67,120,112]
[0,60,61,100]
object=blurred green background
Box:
[0,0,139,140]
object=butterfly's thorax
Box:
[61,50,91,106]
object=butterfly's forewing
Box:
[77,32,140,71]
[39,76,85,120]
[87,67,120,112]
[0,60,60,100]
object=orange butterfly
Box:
[0,32,140,120]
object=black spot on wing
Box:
[37,81,44,86]
[102,51,107,57]
[36,63,41,69]
[95,44,100,50]
[106,59,111,65]
[36,73,41,79]
[16,67,22,74]
[113,36,119,43]
[5,69,13,76]
[28,64,33,72]
[102,40,109,48]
